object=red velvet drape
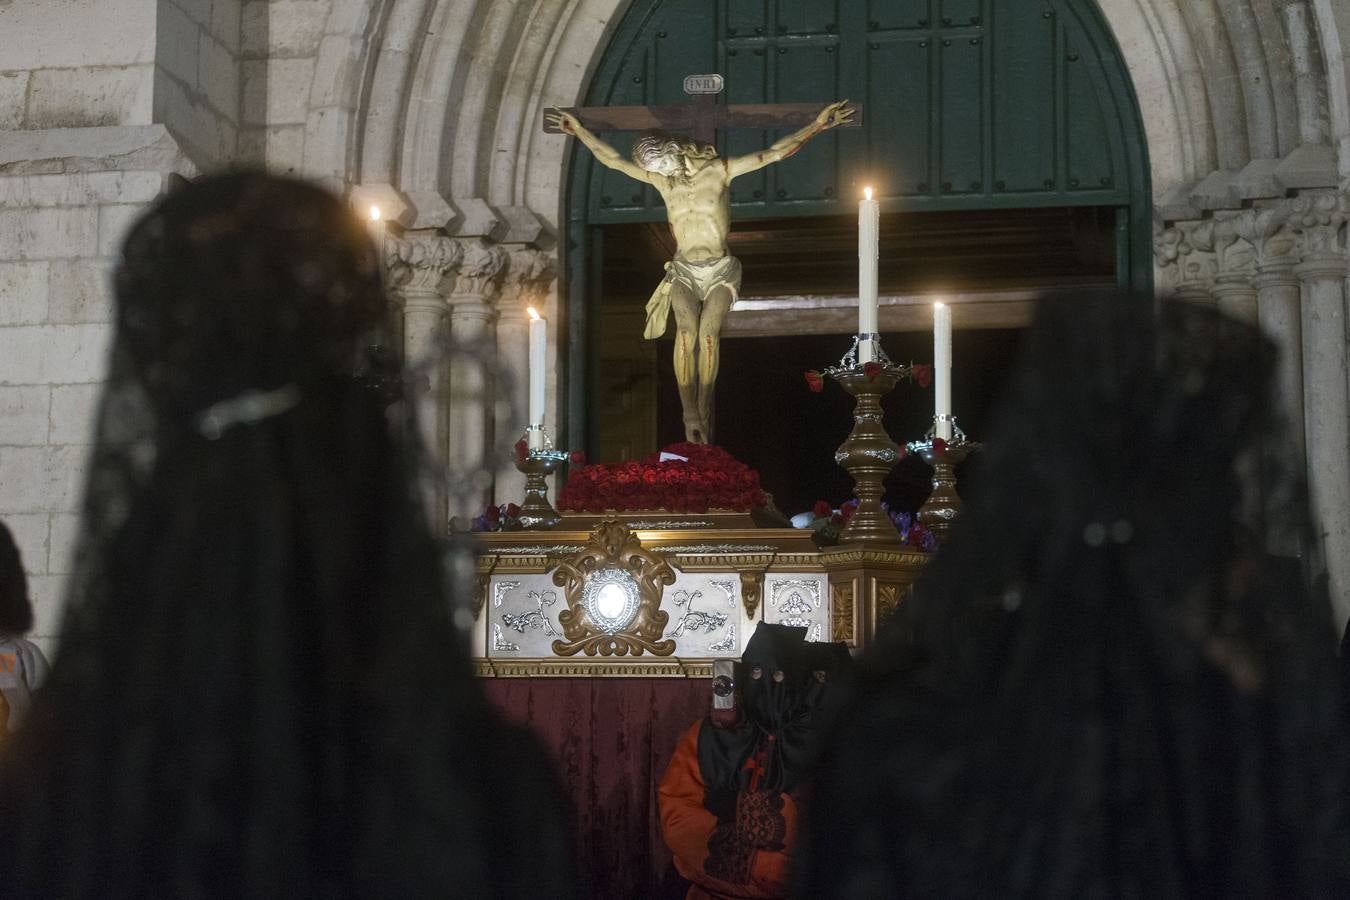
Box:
[483,678,710,899]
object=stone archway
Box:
[274,0,1350,622]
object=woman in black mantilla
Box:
[659,622,851,899]
[797,296,1350,898]
[0,173,575,898]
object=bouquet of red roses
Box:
[558,442,768,514]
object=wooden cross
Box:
[543,73,863,144]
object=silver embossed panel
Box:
[486,569,821,658]
[763,575,829,641]
[659,572,742,657]
[487,574,564,656]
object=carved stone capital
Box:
[1231,204,1298,278]
[497,247,558,316]
[1288,191,1348,262]
[1212,211,1257,279]
[1153,223,1183,269]
[1161,220,1218,300]
[449,237,508,299]
[388,232,462,297]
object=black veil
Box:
[0,174,573,897]
[797,296,1350,898]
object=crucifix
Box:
[544,75,862,445]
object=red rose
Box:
[504,503,520,518]
[863,361,883,379]
[569,450,586,466]
[912,364,933,388]
[484,504,501,523]
[932,438,948,454]
[514,439,528,462]
[813,500,832,519]
[804,370,824,393]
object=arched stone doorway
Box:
[562,0,1152,507]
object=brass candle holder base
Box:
[909,421,979,544]
[832,369,904,547]
[516,449,566,529]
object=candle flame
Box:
[527,306,541,321]
[863,186,873,201]
[368,205,382,222]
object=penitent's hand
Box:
[545,109,579,135]
[815,100,856,130]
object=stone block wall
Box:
[0,0,157,130]
[0,163,179,656]
[2,0,217,654]
[154,0,245,168]
[239,0,336,175]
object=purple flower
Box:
[920,530,939,552]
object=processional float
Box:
[468,75,976,677]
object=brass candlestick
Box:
[516,448,566,529]
[909,419,979,544]
[833,369,904,547]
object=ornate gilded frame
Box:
[550,522,678,656]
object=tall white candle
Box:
[858,186,879,364]
[934,301,953,440]
[527,307,547,450]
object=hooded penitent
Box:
[697,623,852,804]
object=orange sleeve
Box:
[657,721,795,900]
[658,721,721,885]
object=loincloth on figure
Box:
[643,254,743,340]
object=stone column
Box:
[494,247,557,504]
[1291,191,1350,625]
[388,233,462,527]
[1238,205,1305,478]
[446,238,507,527]
[1209,213,1265,537]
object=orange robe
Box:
[658,720,800,900]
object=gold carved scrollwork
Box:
[551,521,678,656]
[876,582,901,622]
[831,582,855,642]
[739,570,765,620]
[473,572,490,619]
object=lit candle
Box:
[858,186,879,364]
[367,205,385,266]
[527,306,547,450]
[933,301,952,440]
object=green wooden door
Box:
[563,0,1152,448]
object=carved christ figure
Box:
[547,100,856,444]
